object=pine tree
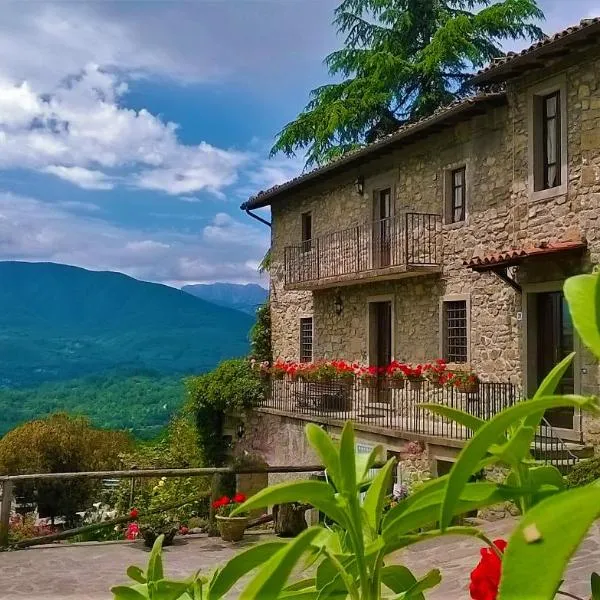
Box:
[272,0,544,167]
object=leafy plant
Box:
[272,0,544,167]
[250,300,272,364]
[566,456,600,488]
[212,494,248,517]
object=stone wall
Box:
[268,47,600,444]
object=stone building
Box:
[240,18,600,475]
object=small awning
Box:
[464,240,587,271]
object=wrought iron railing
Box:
[534,417,580,471]
[264,378,519,441]
[284,212,442,286]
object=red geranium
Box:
[129,508,139,519]
[469,539,507,600]
[125,522,139,541]
[212,495,230,509]
[233,493,246,503]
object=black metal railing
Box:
[263,378,519,441]
[533,417,580,472]
[284,212,442,286]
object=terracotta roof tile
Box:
[464,241,587,269]
[242,92,506,210]
[471,17,600,84]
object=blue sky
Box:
[0,0,596,288]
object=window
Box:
[301,212,312,253]
[530,79,566,197]
[542,91,561,190]
[443,300,468,363]
[450,167,466,223]
[299,317,313,363]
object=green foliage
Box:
[250,300,272,364]
[0,261,252,388]
[272,0,544,167]
[566,456,600,488]
[186,359,263,466]
[0,413,131,524]
[0,373,185,439]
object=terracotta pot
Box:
[456,381,479,394]
[408,378,423,391]
[388,378,405,390]
[216,515,249,542]
[429,380,444,389]
[140,526,178,548]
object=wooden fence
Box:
[0,465,328,549]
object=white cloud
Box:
[0,192,268,286]
[43,166,115,190]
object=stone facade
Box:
[267,45,600,445]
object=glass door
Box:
[373,188,392,268]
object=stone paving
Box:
[1,519,599,599]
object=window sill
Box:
[442,220,466,231]
[530,184,568,204]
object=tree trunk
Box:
[272,503,308,537]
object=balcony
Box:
[283,212,442,290]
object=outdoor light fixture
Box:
[334,293,343,316]
[354,175,365,196]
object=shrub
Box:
[186,358,263,467]
[0,413,131,525]
[566,456,600,488]
[250,300,272,364]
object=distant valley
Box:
[182,282,267,315]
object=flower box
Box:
[408,378,424,392]
[388,377,405,390]
[455,380,479,394]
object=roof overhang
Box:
[471,18,600,86]
[242,92,507,211]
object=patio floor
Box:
[1,518,599,599]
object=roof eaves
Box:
[242,91,507,211]
[471,17,600,85]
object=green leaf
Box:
[362,457,395,533]
[440,395,597,530]
[208,542,287,600]
[306,423,342,491]
[147,535,165,583]
[564,273,600,359]
[499,485,600,599]
[419,404,485,433]
[493,426,535,466]
[239,527,322,599]
[111,586,149,600]
[398,569,442,599]
[231,480,347,526]
[338,421,357,494]
[380,565,418,594]
[284,579,316,592]
[591,572,600,600]
[154,580,193,600]
[126,566,147,585]
[383,482,535,539]
[356,444,384,484]
[523,353,576,432]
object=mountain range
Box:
[0,261,254,388]
[182,282,267,315]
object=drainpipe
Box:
[245,208,271,228]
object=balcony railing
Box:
[284,212,442,288]
[263,378,519,441]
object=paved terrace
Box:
[1,519,599,599]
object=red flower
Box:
[233,493,246,503]
[125,522,139,540]
[469,539,507,600]
[129,508,139,519]
[179,526,189,535]
[212,495,231,509]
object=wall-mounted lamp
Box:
[334,293,344,316]
[354,175,365,196]
[236,422,245,440]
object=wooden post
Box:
[0,480,13,548]
[208,472,222,537]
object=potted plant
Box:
[356,366,379,389]
[404,364,425,391]
[423,359,450,389]
[386,361,407,389]
[451,369,479,394]
[138,512,179,548]
[214,493,249,542]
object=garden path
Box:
[0,518,598,599]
